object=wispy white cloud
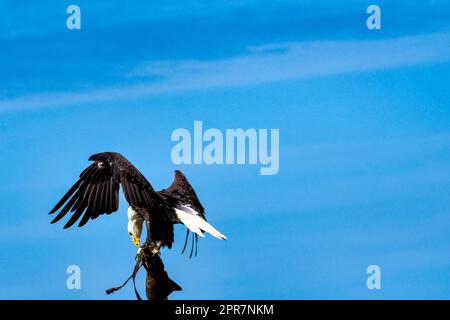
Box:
[2,32,450,112]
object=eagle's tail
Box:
[158,170,227,257]
[175,205,227,240]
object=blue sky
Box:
[1,0,450,299]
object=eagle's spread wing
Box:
[160,170,205,219]
[158,170,226,257]
[49,152,161,229]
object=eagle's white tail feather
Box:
[175,206,227,240]
[176,210,206,237]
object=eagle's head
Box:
[127,206,144,248]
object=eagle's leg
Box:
[145,221,153,242]
[143,220,161,256]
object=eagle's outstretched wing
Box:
[158,170,226,257]
[160,170,205,219]
[49,152,168,234]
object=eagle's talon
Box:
[151,247,160,256]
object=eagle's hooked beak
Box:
[129,233,140,247]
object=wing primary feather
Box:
[106,178,114,213]
[78,206,92,227]
[129,183,139,203]
[78,185,97,227]
[49,180,81,214]
[194,234,198,257]
[142,191,152,207]
[181,229,189,254]
[63,207,85,229]
[98,181,106,214]
[87,184,97,208]
[64,184,92,228]
[108,178,115,213]
[189,232,195,259]
[113,183,119,211]
[104,179,111,213]
[50,189,81,224]
[122,181,131,203]
[128,183,139,205]
[91,183,103,218]
[71,181,88,212]
[132,184,143,206]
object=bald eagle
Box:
[49,152,226,256]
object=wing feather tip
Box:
[78,218,90,227]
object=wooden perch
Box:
[142,244,182,300]
[106,222,182,300]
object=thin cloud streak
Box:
[1,32,450,112]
